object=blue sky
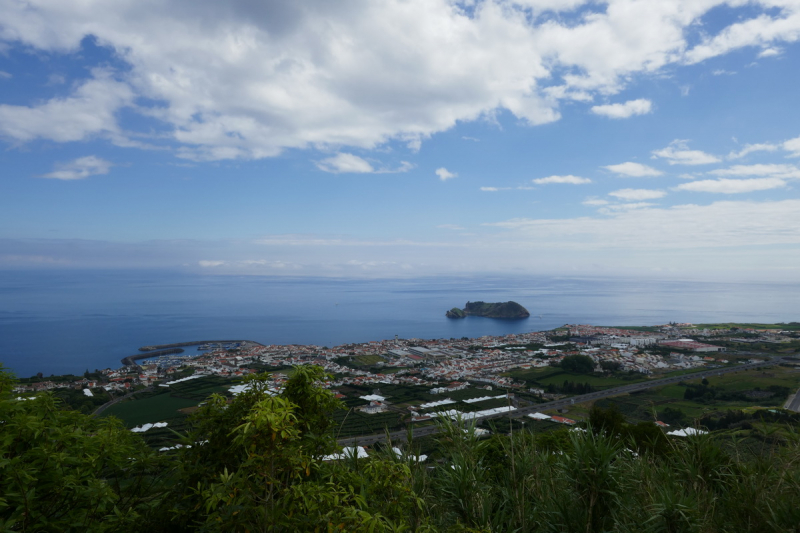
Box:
[1,0,800,280]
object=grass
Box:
[168,375,238,400]
[581,365,800,425]
[350,354,386,366]
[375,366,409,374]
[333,409,403,438]
[692,322,800,330]
[101,391,198,427]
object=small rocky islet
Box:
[445,301,530,319]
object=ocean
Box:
[0,269,798,378]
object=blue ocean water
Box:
[0,269,798,378]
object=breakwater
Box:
[121,348,185,366]
[138,340,262,351]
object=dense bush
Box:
[559,354,595,374]
[4,365,800,532]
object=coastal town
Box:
[13,323,792,399]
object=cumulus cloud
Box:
[608,188,666,201]
[758,47,782,58]
[1,1,799,159]
[583,198,609,206]
[652,140,720,165]
[684,7,800,64]
[709,164,800,179]
[728,143,779,159]
[480,186,500,191]
[784,136,800,157]
[436,167,457,181]
[316,153,374,173]
[674,177,787,194]
[603,162,663,177]
[598,202,655,212]
[590,99,652,119]
[533,175,591,185]
[39,156,113,180]
[0,71,133,143]
[316,153,413,173]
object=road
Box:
[337,358,782,447]
[93,385,155,417]
[784,387,800,412]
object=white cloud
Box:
[674,177,787,194]
[709,164,800,179]
[1,1,799,159]
[590,99,652,119]
[0,70,133,143]
[598,202,655,212]
[608,188,666,201]
[0,71,11,79]
[511,0,587,12]
[199,260,226,268]
[437,224,465,230]
[39,156,113,180]
[728,143,779,159]
[652,140,720,165]
[603,162,663,177]
[480,186,500,191]
[484,199,800,249]
[315,153,413,173]
[783,136,800,157]
[533,174,591,185]
[436,167,457,181]
[685,8,800,64]
[316,153,374,173]
[758,47,782,58]
[582,198,609,206]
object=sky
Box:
[1,0,800,281]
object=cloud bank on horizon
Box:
[1,0,800,280]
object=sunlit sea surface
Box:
[1,270,797,377]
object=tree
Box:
[588,403,626,437]
[0,365,167,532]
[560,354,595,374]
[161,366,421,532]
[659,406,687,426]
[599,360,622,373]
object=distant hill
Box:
[446,301,530,319]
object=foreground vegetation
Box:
[3,364,800,532]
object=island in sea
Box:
[446,300,530,319]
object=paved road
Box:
[784,387,800,412]
[338,358,782,447]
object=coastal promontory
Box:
[446,301,530,319]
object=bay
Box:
[0,269,797,378]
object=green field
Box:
[333,410,403,438]
[101,391,198,427]
[349,354,386,366]
[578,365,800,424]
[168,375,239,400]
[693,322,800,331]
[505,367,648,390]
[101,375,240,428]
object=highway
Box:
[337,358,782,447]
